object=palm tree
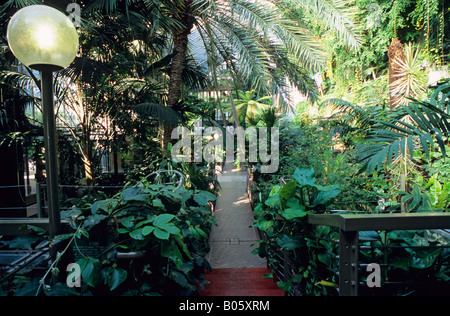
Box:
[232,90,271,125]
[3,0,364,148]
[172,0,363,103]
[159,0,364,144]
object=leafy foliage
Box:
[359,229,450,295]
[67,182,216,295]
[355,80,450,173]
[1,176,217,296]
[253,167,340,295]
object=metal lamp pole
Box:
[40,68,61,239]
[6,5,79,244]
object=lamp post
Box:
[7,5,79,240]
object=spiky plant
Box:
[389,41,428,109]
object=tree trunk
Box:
[167,30,190,108]
[388,38,405,109]
[163,0,196,148]
[229,91,240,127]
[81,123,94,185]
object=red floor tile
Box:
[199,268,284,296]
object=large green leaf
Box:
[129,228,144,240]
[154,227,170,240]
[121,216,135,229]
[1,235,41,250]
[103,267,127,291]
[158,222,181,235]
[311,186,340,206]
[193,190,217,206]
[359,231,381,241]
[82,214,108,230]
[142,226,155,236]
[153,214,176,227]
[121,187,149,203]
[276,234,304,250]
[293,167,316,188]
[279,180,297,200]
[152,198,165,208]
[281,198,307,219]
[265,194,281,208]
[409,249,442,269]
[161,240,183,262]
[255,217,274,231]
[427,175,448,208]
[77,257,101,288]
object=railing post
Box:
[36,182,42,218]
[339,229,359,296]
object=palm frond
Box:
[132,103,182,127]
[69,57,113,85]
[227,0,279,31]
[355,81,450,173]
[211,19,271,90]
[0,0,40,13]
[0,71,38,97]
[428,79,450,111]
[182,55,210,91]
[321,98,386,137]
[284,0,364,50]
[272,19,326,72]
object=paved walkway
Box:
[200,163,283,296]
[206,163,266,268]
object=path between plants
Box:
[199,163,283,296]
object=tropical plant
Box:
[320,98,388,148]
[247,107,279,129]
[253,167,341,295]
[1,175,217,296]
[389,42,428,108]
[151,0,364,116]
[232,90,271,125]
[359,229,450,295]
[355,79,450,173]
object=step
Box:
[200,268,285,296]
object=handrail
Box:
[307,212,450,296]
[308,212,450,231]
[0,218,71,236]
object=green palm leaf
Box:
[0,71,38,96]
[356,97,450,173]
[294,0,364,50]
[133,103,182,127]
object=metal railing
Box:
[305,212,450,296]
[0,169,187,218]
[265,215,450,296]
